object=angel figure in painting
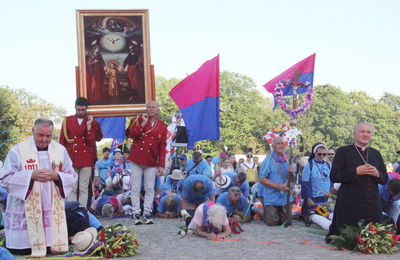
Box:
[106,61,121,97]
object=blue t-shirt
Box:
[260,153,293,206]
[182,175,215,205]
[216,171,250,197]
[110,159,129,178]
[257,155,272,198]
[95,158,112,185]
[0,186,7,201]
[302,159,331,198]
[161,175,184,195]
[185,159,211,176]
[0,247,14,260]
[157,195,182,213]
[216,191,248,216]
[379,175,400,209]
[87,211,103,230]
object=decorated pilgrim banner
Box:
[169,55,220,150]
[263,53,315,96]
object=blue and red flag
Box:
[263,53,316,97]
[169,55,220,150]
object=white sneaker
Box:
[141,214,154,224]
[132,214,142,225]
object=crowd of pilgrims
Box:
[0,138,399,241]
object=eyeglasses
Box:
[328,153,334,156]
[317,153,327,156]
[247,155,252,158]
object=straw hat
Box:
[170,169,184,181]
[72,227,98,254]
[214,175,231,189]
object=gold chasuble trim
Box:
[25,181,46,257]
[19,138,69,257]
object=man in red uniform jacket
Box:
[60,97,103,207]
[126,101,167,224]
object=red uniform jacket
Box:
[60,115,103,168]
[126,116,167,168]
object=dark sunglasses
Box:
[328,153,334,156]
[317,153,327,156]
[247,155,253,158]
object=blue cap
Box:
[179,154,187,160]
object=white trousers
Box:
[310,213,333,231]
[130,162,157,215]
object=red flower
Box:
[134,239,139,247]
[357,233,365,245]
[112,244,125,253]
[100,230,106,240]
[393,234,400,247]
[365,247,371,254]
[368,224,377,233]
[105,250,111,258]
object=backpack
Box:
[65,201,90,237]
[169,157,181,175]
[244,163,257,183]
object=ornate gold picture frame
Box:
[76,9,154,117]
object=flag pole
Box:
[284,70,300,227]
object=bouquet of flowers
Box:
[357,223,399,254]
[329,221,399,254]
[97,224,139,258]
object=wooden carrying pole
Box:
[285,70,300,227]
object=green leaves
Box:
[0,85,67,160]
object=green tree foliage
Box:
[379,92,400,111]
[296,84,357,152]
[219,71,266,153]
[96,139,113,158]
[0,86,67,160]
[0,87,20,160]
[296,85,400,163]
[155,75,180,123]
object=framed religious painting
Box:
[76,9,155,117]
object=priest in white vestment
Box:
[0,118,77,256]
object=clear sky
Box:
[1,0,399,114]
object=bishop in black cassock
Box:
[327,123,388,242]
